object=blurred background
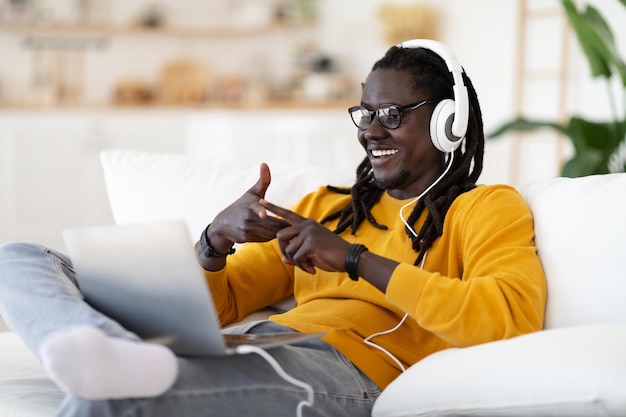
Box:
[0,0,625,250]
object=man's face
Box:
[357,69,445,200]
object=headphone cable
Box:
[400,152,454,238]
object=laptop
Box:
[62,221,322,357]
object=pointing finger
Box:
[259,199,307,225]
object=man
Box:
[0,40,546,416]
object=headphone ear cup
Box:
[430,99,464,153]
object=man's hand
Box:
[197,163,289,271]
[209,163,290,248]
[259,199,351,275]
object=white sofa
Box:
[1,149,625,417]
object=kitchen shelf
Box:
[0,20,314,39]
[0,99,356,112]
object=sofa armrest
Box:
[372,324,626,417]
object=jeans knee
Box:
[0,242,41,286]
[0,241,46,262]
[0,241,72,288]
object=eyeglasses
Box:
[348,99,436,130]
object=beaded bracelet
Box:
[345,244,368,281]
[199,224,236,259]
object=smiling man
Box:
[0,40,547,417]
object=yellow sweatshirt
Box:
[203,184,547,389]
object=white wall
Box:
[318,0,626,184]
[1,0,625,187]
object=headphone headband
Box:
[396,39,469,140]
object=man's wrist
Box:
[199,224,236,259]
[345,244,368,281]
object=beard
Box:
[373,169,410,190]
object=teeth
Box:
[372,149,398,157]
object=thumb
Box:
[250,162,271,198]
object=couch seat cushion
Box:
[0,332,63,417]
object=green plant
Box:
[490,0,626,177]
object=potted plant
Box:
[490,0,626,177]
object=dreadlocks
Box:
[322,45,485,265]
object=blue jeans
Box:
[0,242,380,417]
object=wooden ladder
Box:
[510,0,571,183]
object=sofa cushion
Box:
[0,332,63,417]
[100,149,355,240]
[372,324,626,417]
[517,173,626,329]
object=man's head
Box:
[355,67,444,199]
[354,41,484,198]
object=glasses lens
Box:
[377,105,402,129]
[349,106,373,130]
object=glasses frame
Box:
[348,99,437,131]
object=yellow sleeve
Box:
[203,240,295,326]
[385,185,547,346]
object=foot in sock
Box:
[39,325,178,399]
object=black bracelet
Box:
[199,224,236,259]
[345,244,368,281]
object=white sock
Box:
[39,325,178,400]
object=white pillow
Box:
[517,173,626,329]
[100,149,355,239]
[372,324,626,417]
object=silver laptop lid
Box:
[63,221,226,356]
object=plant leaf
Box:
[489,117,569,138]
[568,117,616,150]
[489,116,626,177]
[562,0,626,85]
[568,117,626,150]
[563,117,626,176]
[562,150,610,177]
[563,0,610,78]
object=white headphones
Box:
[396,39,469,153]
